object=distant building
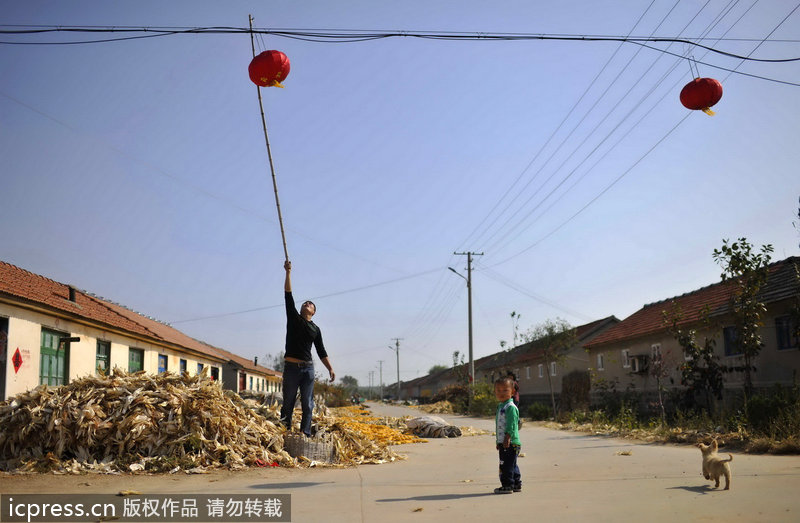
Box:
[0,261,280,401]
[214,347,282,394]
[584,256,800,405]
[394,317,619,409]
[476,316,619,408]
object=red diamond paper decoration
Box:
[12,347,22,373]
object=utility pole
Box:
[451,251,483,409]
[368,371,374,400]
[378,360,384,401]
[389,338,403,401]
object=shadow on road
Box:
[666,485,713,494]
[251,482,335,489]
[377,493,496,502]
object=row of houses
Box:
[0,261,282,401]
[395,256,800,410]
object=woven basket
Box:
[284,433,337,463]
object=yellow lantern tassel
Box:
[269,80,285,88]
[701,107,716,116]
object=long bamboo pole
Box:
[249,15,289,262]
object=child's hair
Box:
[494,376,514,388]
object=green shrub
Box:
[747,385,800,439]
[613,402,639,430]
[468,382,497,417]
[527,402,551,421]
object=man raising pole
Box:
[280,260,335,437]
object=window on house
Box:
[128,348,144,373]
[526,366,531,379]
[550,362,557,376]
[197,363,204,375]
[179,359,187,374]
[597,353,604,371]
[723,326,743,356]
[622,349,630,368]
[96,340,110,375]
[250,376,253,390]
[776,315,799,350]
[41,328,69,386]
[158,354,168,374]
[210,366,220,381]
[651,343,662,359]
[538,364,544,378]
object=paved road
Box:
[2,401,799,522]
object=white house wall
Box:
[0,302,224,401]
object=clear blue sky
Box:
[2,0,799,389]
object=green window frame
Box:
[129,348,144,372]
[40,328,68,386]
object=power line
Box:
[487,0,798,266]
[481,0,776,260]
[457,0,662,252]
[478,0,689,255]
[2,25,800,63]
[477,264,594,322]
[475,0,710,256]
[169,266,441,324]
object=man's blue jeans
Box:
[280,362,315,436]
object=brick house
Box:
[477,316,619,409]
[0,261,281,401]
[583,256,800,408]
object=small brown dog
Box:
[696,439,733,490]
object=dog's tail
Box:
[722,454,733,463]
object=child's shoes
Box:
[494,486,514,494]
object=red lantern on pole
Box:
[680,77,723,116]
[248,50,291,88]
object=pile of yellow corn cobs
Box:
[327,405,426,446]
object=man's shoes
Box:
[494,486,514,494]
[513,484,522,492]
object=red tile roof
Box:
[212,346,282,378]
[0,260,278,375]
[585,256,799,349]
[467,316,619,370]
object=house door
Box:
[0,317,8,400]
[239,372,246,392]
[40,328,68,386]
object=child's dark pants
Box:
[498,444,521,488]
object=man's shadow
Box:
[377,493,496,502]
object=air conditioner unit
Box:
[631,355,649,374]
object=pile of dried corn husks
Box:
[0,371,424,473]
[418,401,455,414]
[0,370,291,474]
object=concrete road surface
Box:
[2,401,799,522]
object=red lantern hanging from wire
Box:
[248,50,291,88]
[680,77,723,116]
